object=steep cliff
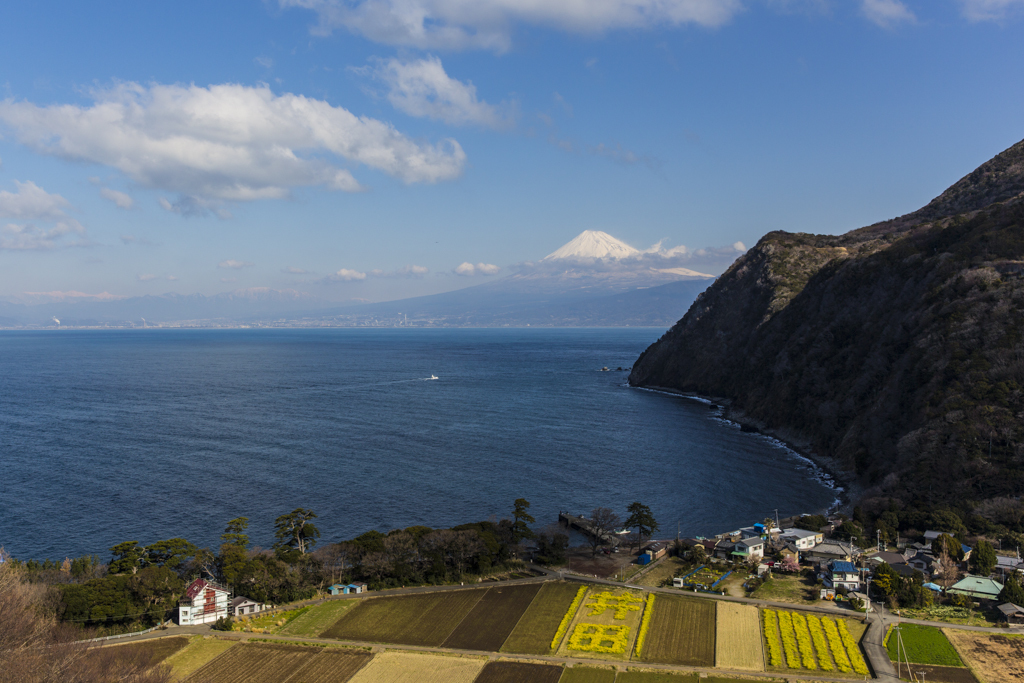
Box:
[630,139,1024,509]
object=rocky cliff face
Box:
[630,139,1024,510]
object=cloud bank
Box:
[454,262,500,276]
[861,0,916,28]
[0,82,466,213]
[281,0,743,51]
[0,180,87,250]
[218,259,255,269]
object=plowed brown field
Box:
[502,582,584,655]
[322,589,484,646]
[473,661,563,683]
[442,583,542,651]
[639,595,715,666]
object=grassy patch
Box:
[750,573,818,605]
[442,583,542,651]
[474,661,563,683]
[640,594,715,666]
[234,605,310,634]
[557,666,617,683]
[502,582,585,655]
[322,588,484,646]
[886,624,963,666]
[165,636,238,678]
[634,557,689,587]
[279,599,358,637]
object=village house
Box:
[824,561,862,592]
[907,551,939,579]
[996,555,1023,576]
[732,537,765,562]
[804,541,859,564]
[178,578,230,626]
[997,603,1024,625]
[864,550,908,567]
[229,596,265,618]
[779,528,823,550]
[948,576,1005,602]
[643,542,667,561]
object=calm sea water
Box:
[0,329,838,560]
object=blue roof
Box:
[923,583,943,591]
[831,561,856,573]
[961,544,972,554]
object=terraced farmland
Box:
[474,660,564,683]
[442,583,542,651]
[714,603,763,670]
[277,647,372,683]
[639,595,715,666]
[761,609,870,676]
[322,589,483,646]
[186,642,327,683]
[502,582,585,654]
[347,652,485,683]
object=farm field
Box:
[714,602,763,670]
[634,557,688,587]
[322,588,483,646]
[165,637,238,678]
[186,642,321,683]
[280,647,373,683]
[615,671,698,683]
[234,605,309,634]
[557,665,617,683]
[442,583,542,651]
[347,651,484,683]
[885,624,963,666]
[91,636,190,668]
[556,588,644,661]
[502,582,586,655]
[683,565,726,590]
[280,599,357,637]
[750,573,818,605]
[944,630,1024,683]
[474,660,564,683]
[762,609,869,676]
[892,664,979,683]
[640,594,715,666]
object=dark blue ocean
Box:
[0,328,838,561]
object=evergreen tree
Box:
[999,572,1024,605]
[625,502,659,551]
[274,508,321,555]
[221,517,250,548]
[971,541,997,576]
[511,498,536,544]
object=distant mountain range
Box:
[1,231,724,328]
[630,137,1024,516]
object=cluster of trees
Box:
[7,500,566,632]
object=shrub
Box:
[212,616,234,631]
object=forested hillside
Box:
[630,139,1024,527]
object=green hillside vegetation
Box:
[630,138,1024,532]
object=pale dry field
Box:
[714,602,763,671]
[346,651,485,683]
[944,629,1024,683]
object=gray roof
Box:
[867,551,907,565]
[737,537,763,548]
[998,603,1024,616]
[781,528,819,540]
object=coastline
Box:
[632,384,857,516]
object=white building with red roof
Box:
[178,578,230,626]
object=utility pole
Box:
[877,529,882,552]
[774,509,780,530]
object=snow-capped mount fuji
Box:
[543,230,640,260]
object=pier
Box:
[558,511,622,547]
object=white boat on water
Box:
[429,375,438,380]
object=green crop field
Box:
[886,624,964,667]
[639,595,715,666]
[502,582,585,655]
[557,666,617,683]
[166,637,239,678]
[280,599,358,637]
[442,584,542,651]
[322,589,484,646]
[474,661,564,683]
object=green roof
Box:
[948,576,1004,599]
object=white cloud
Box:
[100,187,134,209]
[0,82,466,213]
[369,264,430,277]
[0,180,86,250]
[454,261,500,276]
[255,56,274,68]
[958,0,1024,20]
[281,0,743,51]
[733,241,747,252]
[329,268,367,281]
[861,0,915,27]
[219,259,255,269]
[364,56,513,128]
[137,273,157,281]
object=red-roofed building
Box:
[178,578,230,626]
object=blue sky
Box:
[1,0,1022,302]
